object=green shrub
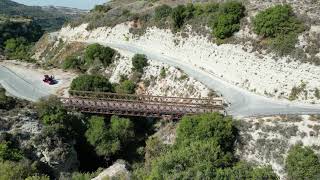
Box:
[160,67,166,78]
[154,5,172,21]
[315,88,320,99]
[115,80,136,94]
[132,54,148,73]
[289,81,306,101]
[85,116,134,157]
[4,37,32,61]
[270,33,298,56]
[62,55,83,70]
[212,1,245,39]
[171,5,187,30]
[84,43,116,67]
[91,5,111,13]
[286,145,320,180]
[0,160,36,180]
[253,5,304,38]
[0,142,23,161]
[25,175,50,180]
[70,74,113,92]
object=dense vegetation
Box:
[0,0,83,31]
[0,20,43,61]
[253,5,304,56]
[132,54,148,73]
[84,43,116,67]
[134,113,278,179]
[153,2,245,39]
[70,74,113,93]
[286,145,320,180]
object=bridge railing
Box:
[69,90,223,107]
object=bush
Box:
[85,116,134,157]
[132,54,148,73]
[171,5,187,30]
[286,145,320,180]
[212,1,245,39]
[154,5,172,21]
[315,88,320,99]
[70,74,113,92]
[84,43,116,67]
[4,37,32,61]
[91,5,111,13]
[270,33,298,56]
[0,160,36,180]
[62,56,83,70]
[253,5,304,38]
[160,67,166,78]
[0,142,23,161]
[115,80,136,94]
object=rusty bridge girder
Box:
[61,91,225,119]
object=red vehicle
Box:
[43,75,56,85]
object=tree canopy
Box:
[85,116,135,157]
[286,145,320,180]
[132,54,148,73]
[70,74,113,93]
[84,43,116,67]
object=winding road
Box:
[99,42,320,117]
[1,42,320,117]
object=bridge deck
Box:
[62,91,225,119]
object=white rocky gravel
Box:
[54,23,320,116]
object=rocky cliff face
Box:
[0,107,79,178]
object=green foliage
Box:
[253,5,304,38]
[91,5,112,13]
[0,142,23,161]
[25,175,50,180]
[132,54,148,73]
[0,88,16,110]
[4,37,33,61]
[212,1,245,39]
[71,172,95,180]
[286,145,320,180]
[176,113,236,151]
[289,81,306,101]
[253,5,305,56]
[85,116,135,157]
[160,67,166,79]
[171,5,187,30]
[0,160,36,180]
[70,75,113,92]
[115,80,136,94]
[62,55,84,70]
[154,5,172,21]
[270,33,298,56]
[84,43,116,67]
[216,162,278,180]
[0,20,43,46]
[315,88,320,99]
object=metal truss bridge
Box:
[60,90,225,119]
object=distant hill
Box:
[0,0,86,31]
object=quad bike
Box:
[43,75,56,85]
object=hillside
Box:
[0,0,86,31]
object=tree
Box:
[171,5,187,29]
[132,54,148,73]
[4,37,32,61]
[85,116,134,157]
[115,80,136,94]
[154,5,172,21]
[176,113,236,151]
[212,1,245,39]
[84,43,116,67]
[286,145,320,180]
[62,55,83,70]
[253,5,304,38]
[0,142,23,161]
[70,75,113,93]
[0,160,36,180]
